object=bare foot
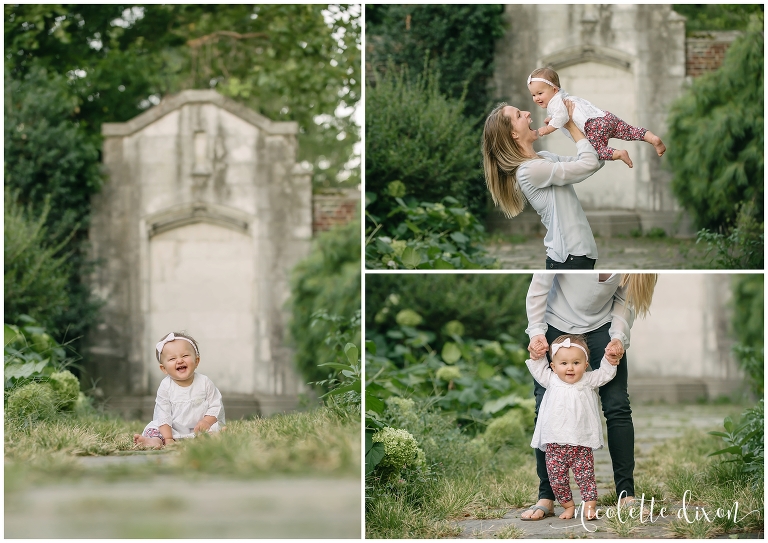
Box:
[559,500,576,519]
[133,434,163,449]
[582,500,598,520]
[644,131,666,156]
[612,149,633,168]
[520,499,554,520]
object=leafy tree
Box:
[365,4,505,121]
[5,4,360,188]
[673,4,764,34]
[289,219,361,388]
[666,15,763,231]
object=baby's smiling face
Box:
[159,340,200,387]
[528,80,559,109]
[549,345,588,384]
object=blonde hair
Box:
[482,103,536,217]
[550,333,590,365]
[529,67,561,89]
[620,274,658,318]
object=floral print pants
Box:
[545,443,598,504]
[584,111,647,161]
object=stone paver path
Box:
[5,458,360,538]
[486,236,712,269]
[454,404,746,539]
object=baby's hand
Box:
[193,419,212,434]
[604,339,624,366]
[544,116,551,125]
[528,335,549,359]
[604,350,620,366]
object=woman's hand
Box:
[604,339,625,364]
[528,335,549,359]
[563,99,585,143]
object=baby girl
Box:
[528,67,666,168]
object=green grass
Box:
[5,405,361,487]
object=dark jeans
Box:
[545,254,596,269]
[533,322,635,501]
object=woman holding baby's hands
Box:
[520,273,657,520]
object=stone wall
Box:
[86,90,312,417]
[628,274,746,403]
[491,5,695,237]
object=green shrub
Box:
[366,274,531,344]
[366,194,498,270]
[709,400,764,487]
[4,189,73,334]
[372,427,425,475]
[49,371,80,411]
[365,64,485,219]
[696,202,763,269]
[4,317,77,391]
[6,382,58,424]
[289,219,361,387]
[667,15,764,231]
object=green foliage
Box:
[289,220,361,388]
[673,5,764,33]
[49,370,80,411]
[709,400,764,487]
[365,4,505,121]
[6,382,58,425]
[366,194,498,270]
[366,274,531,344]
[5,4,361,188]
[366,313,532,435]
[4,316,77,391]
[371,427,425,479]
[309,310,362,412]
[730,274,764,395]
[365,64,486,219]
[4,190,74,332]
[696,202,764,269]
[667,16,764,231]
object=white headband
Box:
[551,338,587,359]
[528,75,557,88]
[156,333,199,358]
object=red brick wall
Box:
[313,189,360,233]
[685,31,741,77]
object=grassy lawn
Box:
[365,401,763,539]
[5,404,361,489]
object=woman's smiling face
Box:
[502,105,537,144]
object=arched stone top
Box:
[540,44,633,73]
[102,89,298,137]
[144,202,251,238]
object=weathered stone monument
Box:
[629,274,747,403]
[85,90,312,418]
[491,4,692,236]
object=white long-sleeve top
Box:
[546,89,606,142]
[525,273,634,348]
[526,356,616,450]
[516,139,604,262]
[150,373,225,439]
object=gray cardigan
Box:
[525,273,634,348]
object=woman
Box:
[520,273,657,520]
[482,101,604,269]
